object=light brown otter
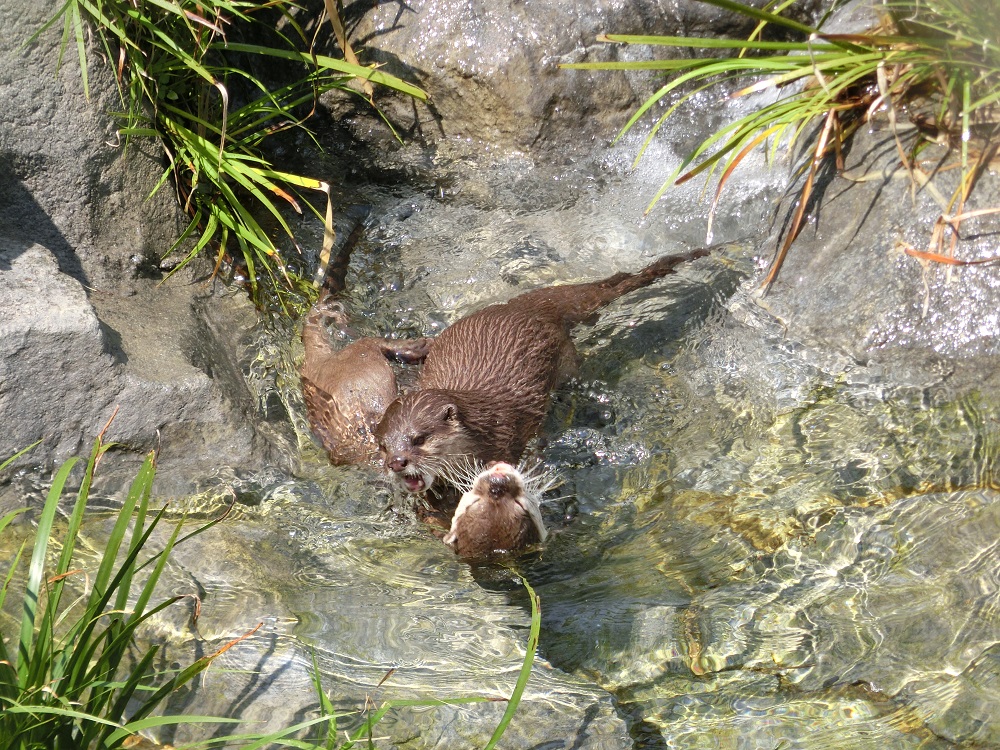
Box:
[375,248,709,494]
[444,461,548,558]
[301,303,431,465]
[301,210,432,465]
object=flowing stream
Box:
[13,135,1000,748]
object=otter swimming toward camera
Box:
[375,248,709,494]
[444,461,552,558]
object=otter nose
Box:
[388,456,409,473]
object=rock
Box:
[326,0,828,156]
[754,80,1000,394]
[0,244,116,460]
[0,242,273,496]
[0,0,274,493]
[0,0,181,289]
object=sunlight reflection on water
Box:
[37,144,997,748]
[217,161,1000,745]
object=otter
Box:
[301,210,432,465]
[444,461,549,558]
[375,248,708,494]
[301,303,431,465]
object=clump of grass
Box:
[563,0,1000,288]
[0,426,238,748]
[32,1,427,312]
[1,429,541,748]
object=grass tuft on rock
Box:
[32,0,426,313]
[564,0,1000,288]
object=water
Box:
[11,138,1000,748]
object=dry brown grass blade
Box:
[268,183,301,211]
[214,81,229,166]
[208,622,263,659]
[322,0,373,99]
[876,61,916,200]
[211,238,228,281]
[705,124,784,243]
[313,180,334,289]
[376,668,396,688]
[902,245,1000,265]
[762,109,838,290]
[47,569,84,585]
[183,9,225,36]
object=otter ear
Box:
[441,403,459,423]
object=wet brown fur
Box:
[444,462,545,559]
[375,248,708,488]
[302,306,431,465]
[301,214,432,465]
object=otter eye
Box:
[411,434,426,447]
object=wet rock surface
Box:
[328,0,827,155]
[759,123,1000,395]
[0,0,276,494]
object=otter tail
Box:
[542,247,709,325]
[594,247,709,301]
[303,206,372,353]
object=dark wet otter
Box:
[444,461,548,558]
[375,248,709,493]
[301,210,432,465]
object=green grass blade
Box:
[17,456,79,686]
[613,63,721,142]
[113,452,157,612]
[161,714,353,750]
[221,42,428,100]
[130,624,260,723]
[49,437,111,620]
[22,0,74,49]
[598,34,840,51]
[86,466,142,614]
[692,0,819,37]
[0,441,41,472]
[63,511,172,693]
[482,577,541,750]
[0,543,27,698]
[0,508,29,537]
[309,651,337,750]
[70,0,90,100]
[1,701,126,730]
[97,644,159,742]
[103,715,242,746]
[129,512,182,621]
[338,694,496,750]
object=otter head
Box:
[444,461,548,557]
[375,390,475,494]
[313,298,356,340]
[475,461,525,504]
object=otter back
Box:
[377,248,708,485]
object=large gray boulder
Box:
[329,0,825,154]
[0,0,273,493]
